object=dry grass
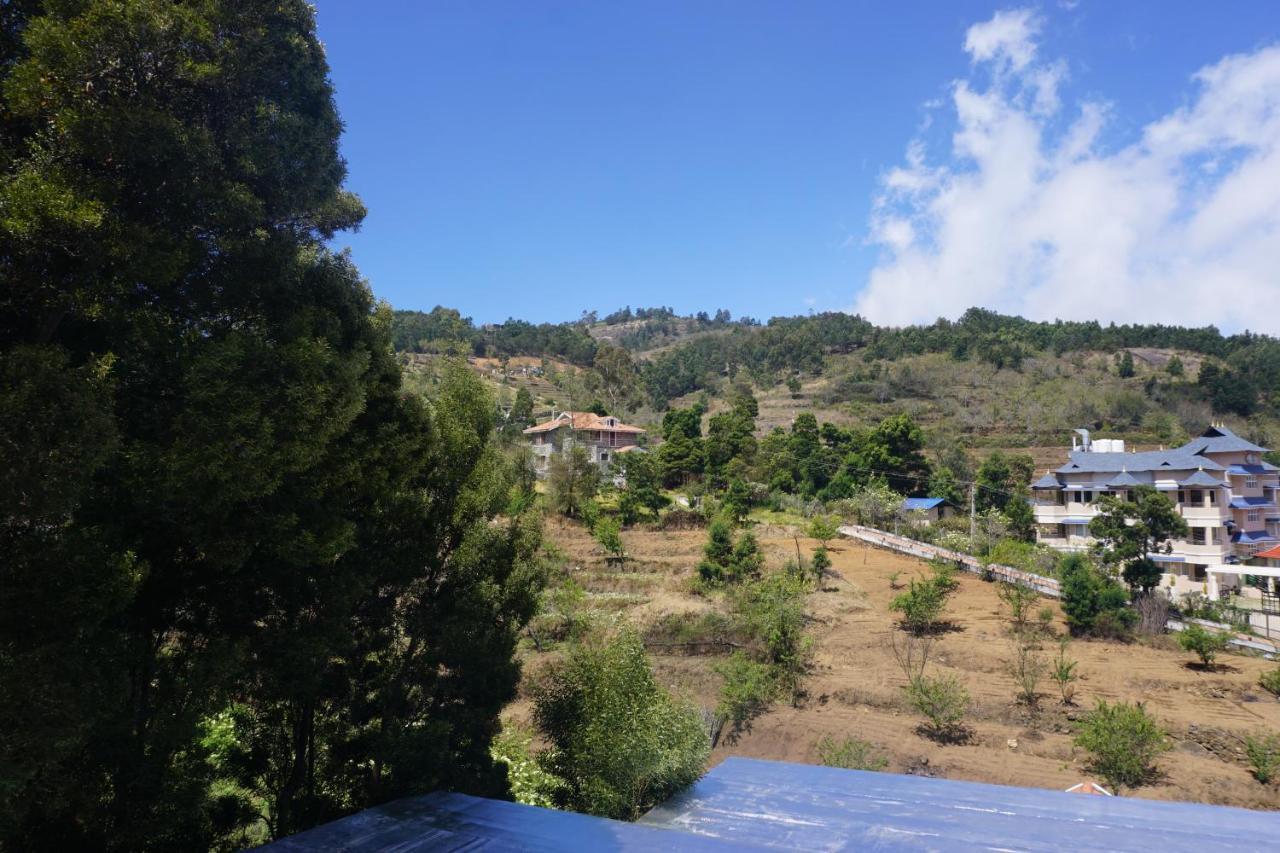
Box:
[521,515,1280,811]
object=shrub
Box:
[1244,732,1280,784]
[1050,638,1079,705]
[593,516,625,565]
[532,632,710,819]
[817,735,888,771]
[890,577,947,635]
[1074,700,1169,791]
[714,653,776,731]
[1260,667,1280,698]
[929,559,960,594]
[699,518,762,585]
[1007,638,1047,706]
[997,582,1039,636]
[491,724,566,808]
[810,545,831,586]
[731,532,764,582]
[808,516,840,547]
[906,674,970,742]
[733,571,812,700]
[1059,555,1135,639]
[1177,623,1231,668]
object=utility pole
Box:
[969,483,976,542]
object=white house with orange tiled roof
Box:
[523,411,645,474]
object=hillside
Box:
[511,518,1280,811]
[393,306,1280,458]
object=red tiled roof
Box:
[1255,544,1280,560]
[523,411,645,435]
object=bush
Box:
[491,724,566,808]
[732,571,812,700]
[533,632,710,819]
[1050,638,1079,705]
[714,653,776,731]
[1177,623,1231,668]
[929,559,960,594]
[699,518,762,585]
[1244,732,1280,784]
[890,577,947,635]
[816,735,888,771]
[1073,700,1169,791]
[810,545,831,586]
[1260,667,1280,698]
[997,582,1039,636]
[593,515,625,564]
[1059,555,1135,639]
[906,674,970,742]
[1007,638,1047,706]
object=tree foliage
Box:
[1088,485,1188,593]
[1074,701,1169,792]
[0,4,543,848]
[532,633,709,820]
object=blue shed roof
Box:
[903,497,946,511]
[261,757,1280,851]
[641,757,1280,852]
[259,791,750,852]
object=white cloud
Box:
[964,9,1041,73]
[858,8,1280,333]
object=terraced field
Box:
[514,516,1280,811]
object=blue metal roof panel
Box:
[1233,530,1279,544]
[1229,464,1277,475]
[261,791,756,852]
[1230,497,1276,509]
[903,497,945,511]
[641,757,1280,852]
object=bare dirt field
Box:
[520,517,1280,811]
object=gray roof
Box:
[1031,473,1062,489]
[1057,449,1223,475]
[1179,469,1225,487]
[1106,470,1143,487]
[1181,425,1267,455]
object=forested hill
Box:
[392,306,1280,422]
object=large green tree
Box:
[1088,485,1188,593]
[1,3,542,849]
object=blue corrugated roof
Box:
[903,497,945,511]
[1230,496,1276,509]
[641,757,1280,852]
[262,757,1280,852]
[1233,529,1278,544]
[260,791,750,852]
[1059,517,1092,524]
[1229,463,1279,474]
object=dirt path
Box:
[524,518,1280,811]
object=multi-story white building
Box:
[523,411,645,475]
[1031,426,1280,600]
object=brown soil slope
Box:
[527,519,1280,811]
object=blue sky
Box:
[315,2,1280,330]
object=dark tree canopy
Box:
[1,3,543,849]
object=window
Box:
[1081,490,1094,504]
[1247,452,1260,464]
[1176,490,1186,505]
[1190,489,1203,505]
[1190,564,1207,582]
[1246,475,1259,489]
[1248,509,1260,522]
[1190,528,1207,545]
[1207,490,1217,506]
